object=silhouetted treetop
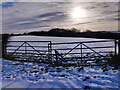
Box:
[48,28,67,33]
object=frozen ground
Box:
[8,35,113,42]
[1,59,120,89]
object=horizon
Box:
[2,28,120,35]
[1,1,119,34]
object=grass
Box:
[3,51,120,69]
[3,53,16,60]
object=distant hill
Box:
[3,28,120,39]
[26,28,120,39]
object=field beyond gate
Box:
[6,40,117,66]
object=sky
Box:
[1,1,120,33]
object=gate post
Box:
[118,39,120,55]
[115,39,117,56]
[55,50,58,61]
[80,42,83,65]
[48,41,52,61]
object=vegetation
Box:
[2,34,11,59]
[26,28,120,39]
[7,28,120,39]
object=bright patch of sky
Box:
[1,1,119,33]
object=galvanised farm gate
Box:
[6,39,119,66]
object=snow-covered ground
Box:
[9,35,114,44]
[7,35,115,56]
[2,35,119,89]
[2,59,119,89]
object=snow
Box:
[9,35,109,41]
[1,59,119,89]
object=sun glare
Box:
[71,7,87,19]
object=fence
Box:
[6,39,118,66]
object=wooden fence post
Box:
[115,39,117,56]
[118,39,120,55]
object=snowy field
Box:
[8,35,114,42]
[1,59,120,89]
[1,35,120,89]
[7,35,115,56]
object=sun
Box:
[71,7,87,19]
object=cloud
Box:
[102,5,109,8]
[3,23,50,31]
[74,22,92,25]
[102,10,119,15]
[37,12,64,18]
[2,2,119,33]
[110,17,120,21]
[2,2,17,8]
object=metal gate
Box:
[6,40,117,66]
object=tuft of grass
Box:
[4,53,16,60]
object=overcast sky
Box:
[1,1,119,33]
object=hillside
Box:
[26,28,120,39]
